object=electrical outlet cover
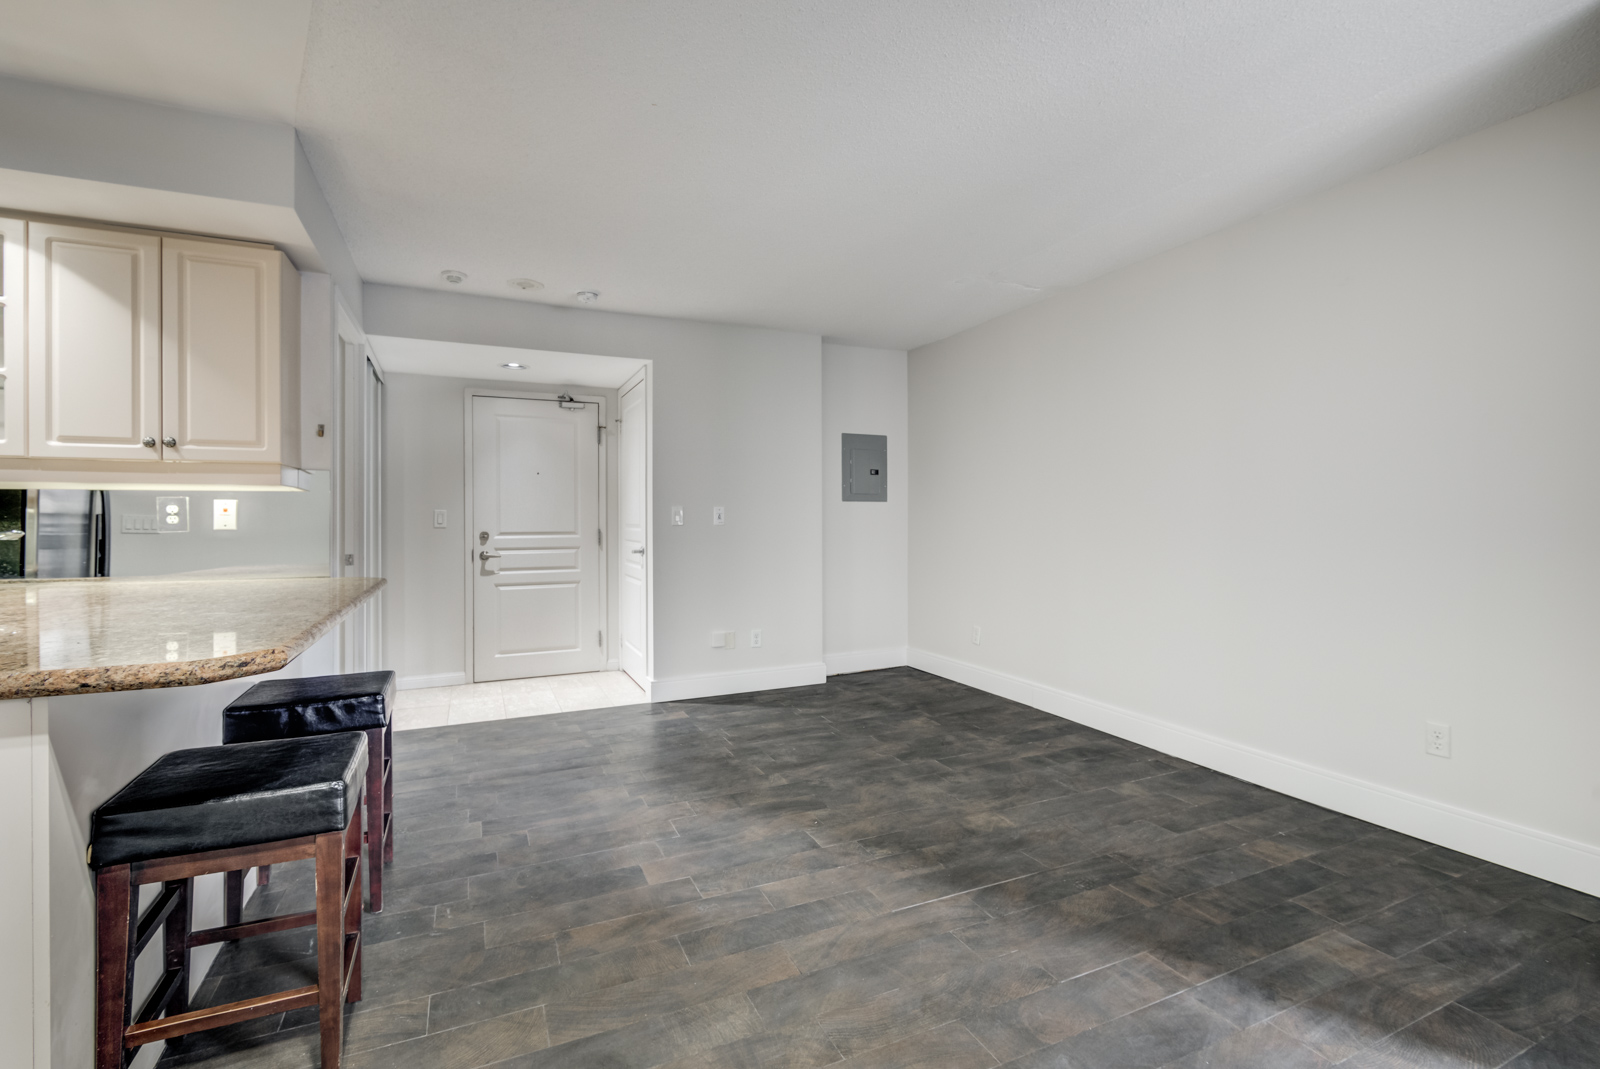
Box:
[1425,721,1451,758]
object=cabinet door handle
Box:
[142,437,157,448]
[162,436,177,448]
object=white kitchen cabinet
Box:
[26,221,162,460]
[0,217,24,457]
[0,215,304,488]
[162,237,299,464]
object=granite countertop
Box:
[0,576,385,699]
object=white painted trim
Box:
[825,647,909,676]
[648,663,828,703]
[398,672,468,691]
[908,648,1600,897]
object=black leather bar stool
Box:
[90,733,367,1069]
[222,671,397,912]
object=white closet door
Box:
[618,373,649,683]
[27,223,161,459]
[0,217,24,456]
[162,237,283,462]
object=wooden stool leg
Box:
[382,722,395,866]
[315,829,347,1069]
[365,727,384,912]
[163,878,193,1019]
[223,869,244,928]
[345,813,364,1004]
[95,865,136,1069]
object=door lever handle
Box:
[479,550,502,560]
[630,547,646,555]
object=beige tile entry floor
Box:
[392,671,645,730]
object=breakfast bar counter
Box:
[0,575,386,1069]
[0,576,385,699]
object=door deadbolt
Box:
[478,531,490,545]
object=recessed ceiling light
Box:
[501,362,527,370]
[441,269,467,284]
[575,290,600,303]
[508,278,544,291]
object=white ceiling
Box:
[368,336,647,389]
[0,1,311,123]
[3,1,1599,349]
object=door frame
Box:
[463,387,610,684]
[332,300,384,673]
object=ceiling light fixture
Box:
[501,362,527,370]
[508,278,544,291]
[575,290,600,303]
[440,269,467,284]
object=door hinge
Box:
[597,528,603,547]
[598,425,604,444]
[598,630,604,648]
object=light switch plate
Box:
[711,630,735,649]
[713,506,725,525]
[434,509,448,528]
[671,506,683,526]
[213,499,237,530]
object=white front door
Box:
[472,395,603,681]
[618,373,648,683]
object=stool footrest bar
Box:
[188,909,317,948]
[124,985,319,1047]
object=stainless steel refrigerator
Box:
[0,489,111,578]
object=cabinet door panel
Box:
[0,217,24,456]
[27,223,162,459]
[162,238,282,462]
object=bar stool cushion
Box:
[222,670,396,743]
[89,733,368,869]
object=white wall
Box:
[367,286,825,699]
[108,472,331,578]
[823,343,908,674]
[909,86,1600,893]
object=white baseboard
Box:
[825,647,909,676]
[397,672,468,691]
[649,662,828,703]
[908,647,1600,897]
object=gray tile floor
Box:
[159,668,1600,1068]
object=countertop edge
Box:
[0,578,386,701]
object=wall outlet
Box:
[156,496,189,533]
[713,506,725,525]
[750,629,762,648]
[971,625,982,645]
[434,509,448,528]
[671,506,683,526]
[1425,721,1451,758]
[711,630,735,649]
[212,499,237,530]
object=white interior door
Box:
[472,395,603,681]
[618,373,648,684]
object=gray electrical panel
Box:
[842,433,888,502]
